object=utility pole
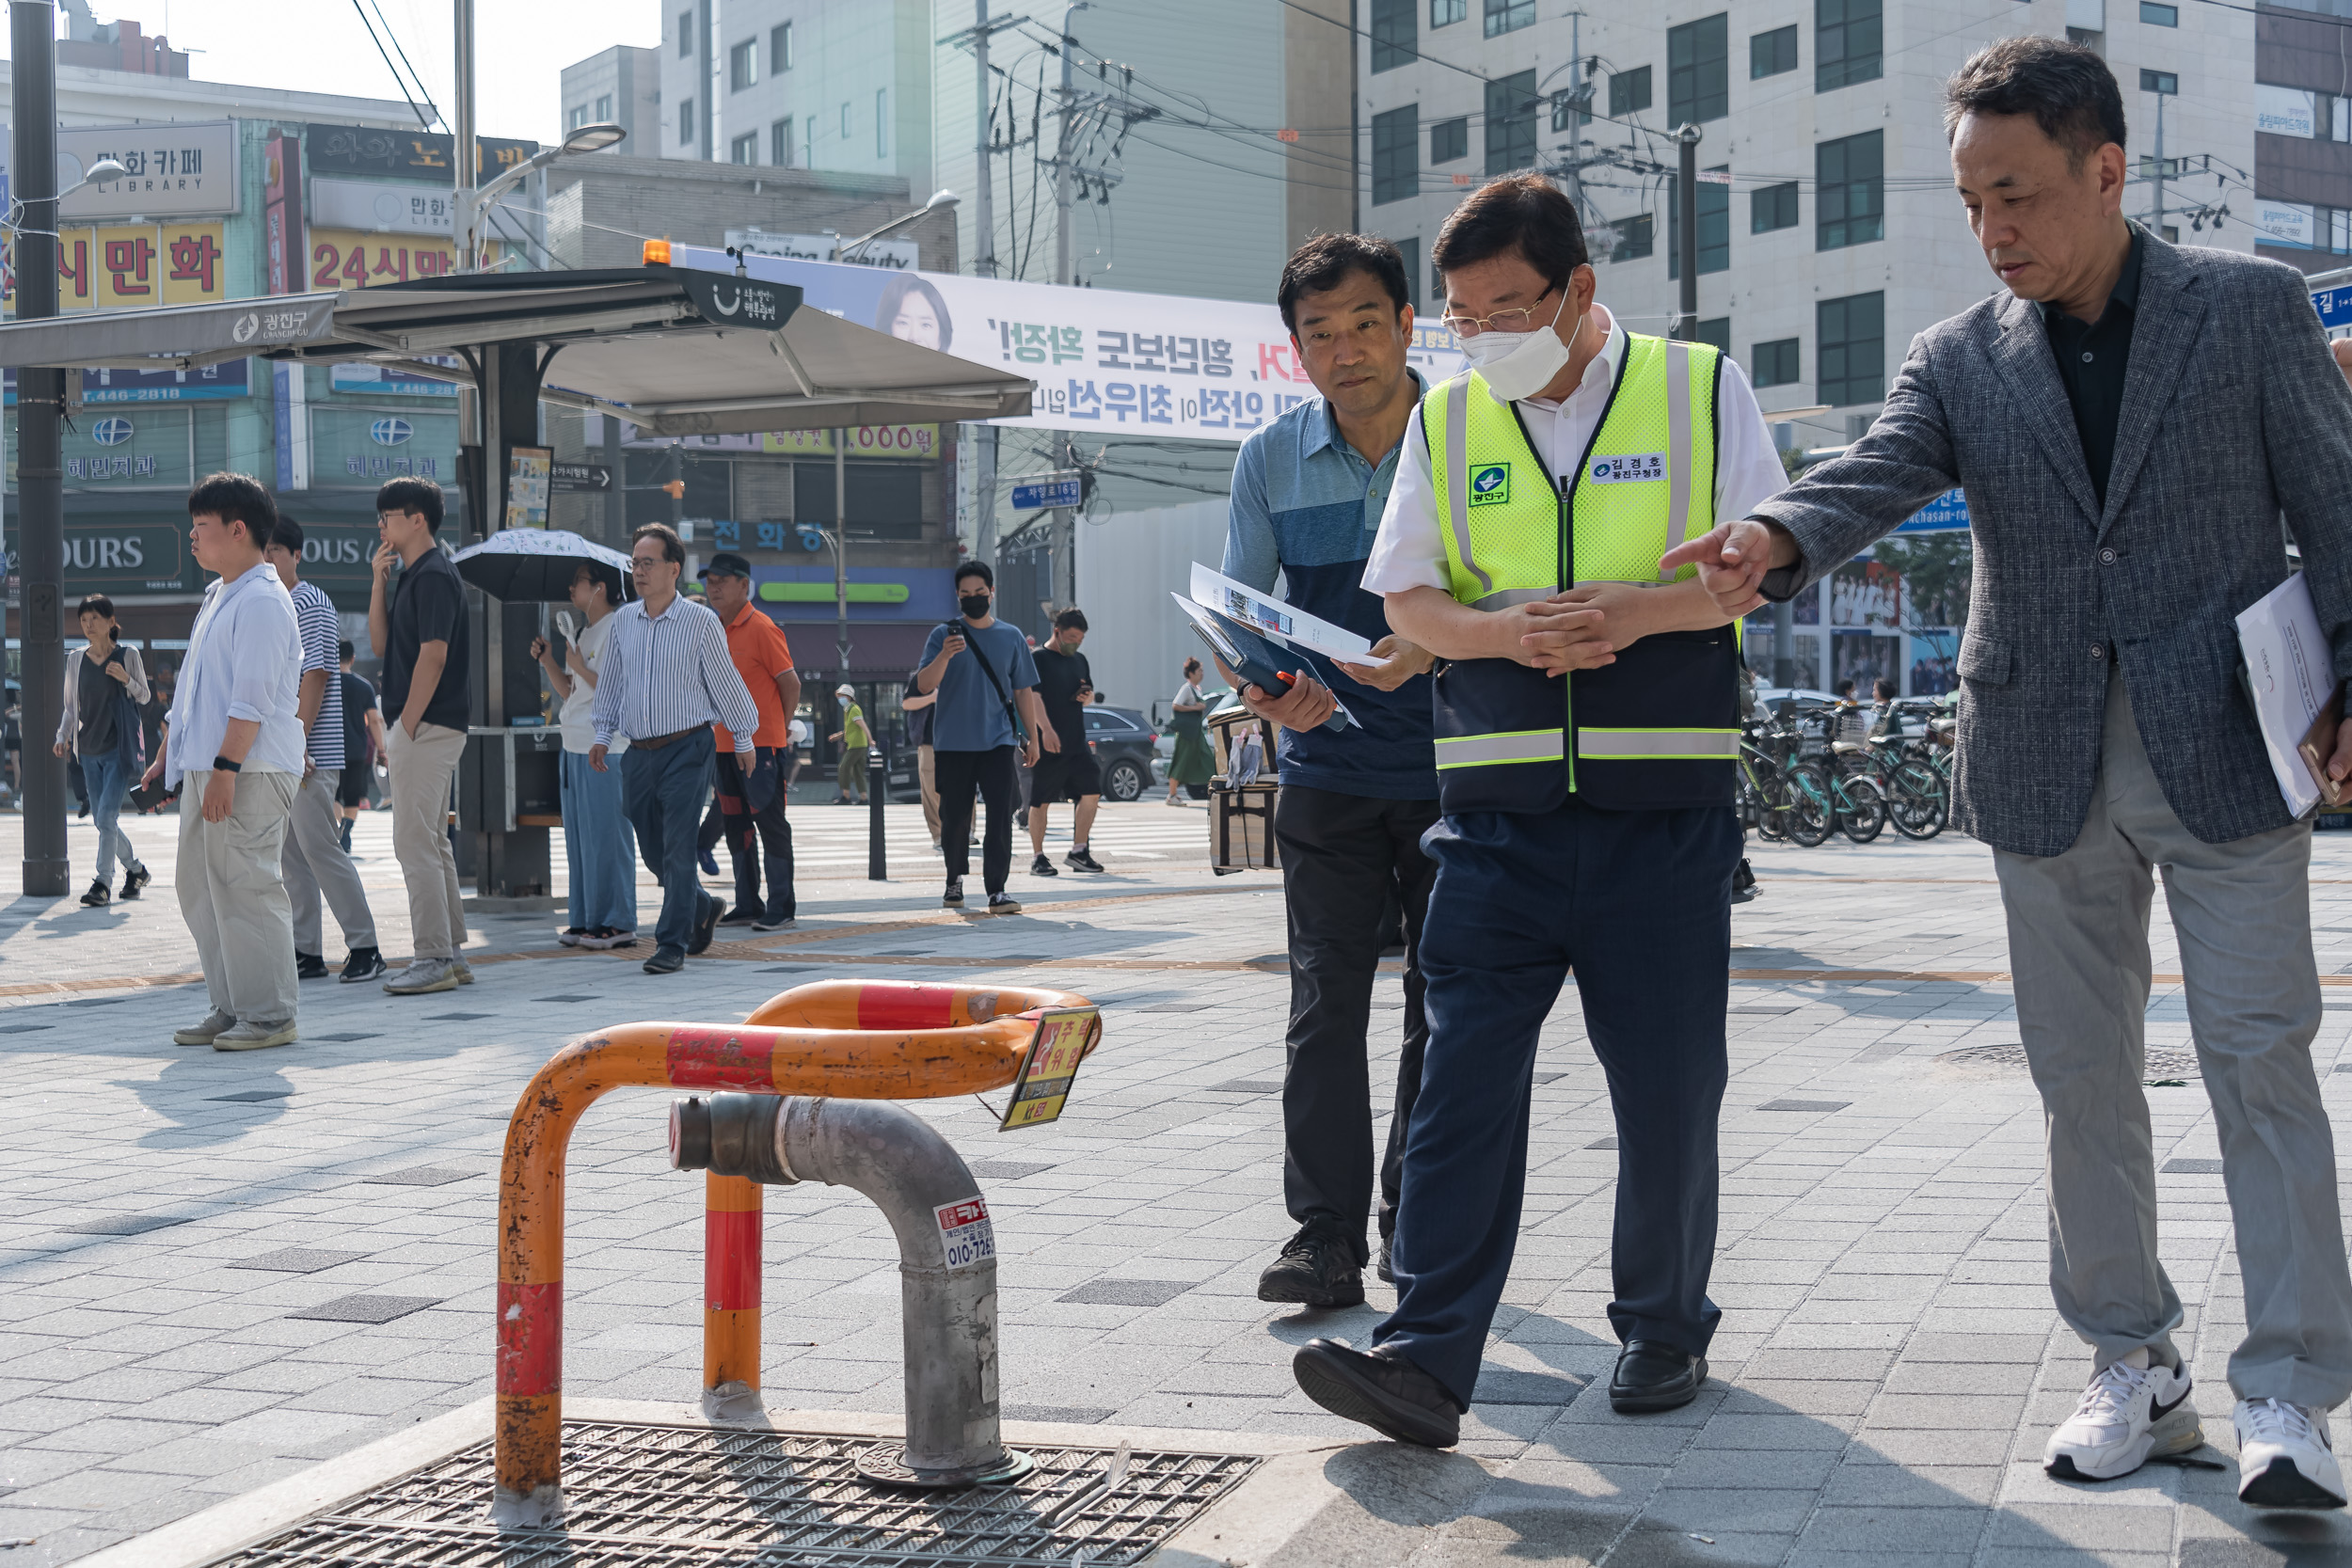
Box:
[12,0,66,895]
[2153,89,2168,239]
[834,432,851,682]
[975,0,996,277]
[1674,123,1700,341]
[1052,9,1080,289]
[453,0,474,267]
[1049,436,1077,615]
[1563,15,1584,224]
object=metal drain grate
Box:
[220,1420,1259,1567]
[1940,1044,2201,1079]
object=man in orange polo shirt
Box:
[699,553,802,930]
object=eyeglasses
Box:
[1439,286,1561,339]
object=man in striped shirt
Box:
[590,523,760,974]
[265,518,383,984]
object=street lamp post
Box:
[456,122,628,274]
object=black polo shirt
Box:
[381,545,471,731]
[2041,224,2145,509]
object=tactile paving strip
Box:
[220,1420,1260,1567]
[1939,1044,2201,1078]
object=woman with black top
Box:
[53,594,151,906]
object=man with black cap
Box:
[699,552,800,930]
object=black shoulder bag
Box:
[958,626,1028,749]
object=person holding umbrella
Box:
[532,560,637,950]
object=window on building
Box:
[1753,337,1801,388]
[730,39,757,92]
[566,103,588,132]
[2066,26,2105,54]
[1486,0,1534,35]
[1668,14,1729,124]
[1817,130,1884,249]
[1552,85,1593,130]
[1610,66,1652,118]
[877,88,890,157]
[2140,68,2177,95]
[1396,236,1422,310]
[771,21,792,72]
[1374,105,1419,204]
[680,97,696,145]
[2254,200,2352,254]
[806,115,817,157]
[1752,180,1801,232]
[1432,0,1467,23]
[1431,116,1469,164]
[1670,166,1731,277]
[595,92,613,120]
[772,119,793,166]
[2140,1,2178,22]
[730,132,757,164]
[1753,24,1799,78]
[1818,291,1884,406]
[1486,70,1537,173]
[1371,0,1415,71]
[677,9,692,57]
[1696,317,1731,355]
[1609,213,1654,261]
[1817,0,1882,91]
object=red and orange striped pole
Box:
[704,1172,762,1392]
[492,980,1100,1517]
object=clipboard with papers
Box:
[1172,593,1355,732]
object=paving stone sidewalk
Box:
[3,804,2352,1565]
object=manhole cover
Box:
[1939,1044,2201,1079]
[217,1420,1258,1567]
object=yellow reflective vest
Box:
[1422,332,1740,814]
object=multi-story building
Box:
[2253,3,2352,271]
[1357,0,2254,692]
[559,44,661,150]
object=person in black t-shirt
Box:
[1026,609,1103,876]
[336,641,385,849]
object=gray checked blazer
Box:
[1753,234,2352,856]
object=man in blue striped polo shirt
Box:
[1224,233,1438,1309]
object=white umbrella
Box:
[449,529,632,603]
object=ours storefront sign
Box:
[58,519,193,592]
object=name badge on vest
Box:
[1588,452,1667,484]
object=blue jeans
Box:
[1374,800,1741,1408]
[622,730,716,953]
[562,748,637,933]
[79,751,139,885]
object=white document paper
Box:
[2235,572,2337,816]
[1188,562,1388,666]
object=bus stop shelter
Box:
[0,264,1035,896]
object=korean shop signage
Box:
[302,122,539,182]
[0,120,240,219]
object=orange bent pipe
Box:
[494,978,1095,1507]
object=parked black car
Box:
[1084,705,1158,801]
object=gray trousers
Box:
[282,767,375,954]
[177,768,299,1028]
[1994,666,2352,1406]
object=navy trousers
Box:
[1375,800,1740,1409]
[622,729,718,954]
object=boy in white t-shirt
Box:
[532,562,636,948]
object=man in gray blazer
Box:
[1667,38,2352,1508]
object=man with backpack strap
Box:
[912,562,1050,915]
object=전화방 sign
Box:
[997,1008,1100,1131]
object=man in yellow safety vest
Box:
[1290,172,1791,1446]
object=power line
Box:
[349,0,434,133]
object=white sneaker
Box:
[2236,1399,2348,1508]
[384,958,459,995]
[2042,1354,2201,1481]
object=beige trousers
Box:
[917,742,941,845]
[283,767,376,954]
[387,720,469,960]
[176,768,298,1025]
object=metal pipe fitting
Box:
[672,1093,1029,1487]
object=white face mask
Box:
[1459,290,1579,404]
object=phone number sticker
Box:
[936,1196,996,1271]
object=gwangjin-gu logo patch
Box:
[1468,463,1511,506]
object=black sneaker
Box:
[119,864,150,901]
[78,878,110,908]
[1293,1338,1461,1448]
[1731,858,1759,905]
[340,947,388,984]
[1066,847,1105,873]
[752,911,795,931]
[1376,1235,1395,1286]
[1031,854,1059,877]
[943,877,964,909]
[689,896,723,956]
[1257,1219,1366,1308]
[644,944,686,974]
[988,892,1023,915]
[718,906,761,926]
[294,952,330,981]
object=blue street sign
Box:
[1009,474,1082,511]
[1897,487,1969,533]
[2315,284,2352,330]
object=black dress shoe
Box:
[1375,1235,1395,1286]
[643,944,686,974]
[689,895,723,955]
[1257,1219,1365,1308]
[1611,1338,1708,1413]
[1294,1338,1461,1448]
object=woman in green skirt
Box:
[1165,657,1214,805]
